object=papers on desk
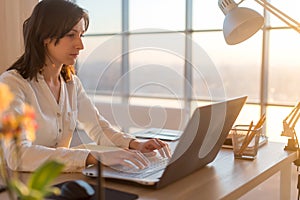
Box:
[132,128,182,141]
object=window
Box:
[74,0,300,142]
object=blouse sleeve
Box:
[73,76,135,148]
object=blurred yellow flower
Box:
[0,83,14,115]
[21,104,37,141]
[0,84,37,142]
[0,83,38,200]
[0,112,19,142]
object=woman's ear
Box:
[44,38,51,46]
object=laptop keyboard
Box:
[109,156,169,178]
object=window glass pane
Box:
[129,33,185,98]
[268,0,300,27]
[192,32,262,102]
[129,0,185,31]
[190,33,226,101]
[268,29,300,105]
[76,0,121,34]
[266,105,297,143]
[193,0,224,30]
[234,104,261,126]
[77,36,122,93]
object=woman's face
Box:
[45,18,85,67]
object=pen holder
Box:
[232,125,263,160]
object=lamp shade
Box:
[223,7,264,45]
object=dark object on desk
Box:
[48,180,138,200]
[0,184,7,193]
[60,180,94,199]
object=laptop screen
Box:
[157,96,247,188]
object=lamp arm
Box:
[236,0,246,6]
[284,104,299,121]
[254,0,300,34]
[291,111,300,129]
[284,102,300,130]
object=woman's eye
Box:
[67,34,75,38]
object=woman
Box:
[0,0,170,172]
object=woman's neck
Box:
[41,65,62,103]
[41,64,62,84]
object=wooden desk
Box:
[0,142,297,200]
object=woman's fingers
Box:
[143,152,157,157]
[160,145,172,158]
[94,149,150,169]
[136,138,172,158]
[152,139,171,158]
[91,139,172,170]
[118,150,150,169]
[126,149,150,168]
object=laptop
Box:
[82,96,247,188]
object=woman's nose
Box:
[76,38,84,50]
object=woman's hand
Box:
[129,138,171,158]
[86,149,150,169]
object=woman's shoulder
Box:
[0,70,30,95]
[0,69,25,83]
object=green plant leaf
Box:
[10,179,59,200]
[9,178,29,197]
[27,160,64,191]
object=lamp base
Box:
[284,138,298,151]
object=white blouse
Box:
[0,70,134,172]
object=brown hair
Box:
[8,0,89,82]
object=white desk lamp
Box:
[218,0,300,151]
[218,0,300,45]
